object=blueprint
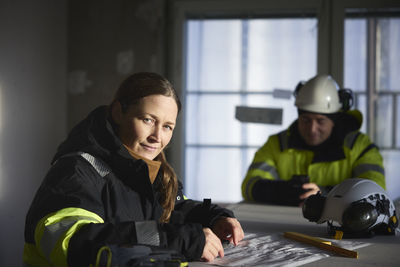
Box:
[207,233,370,267]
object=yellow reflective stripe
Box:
[183,195,188,200]
[34,207,104,267]
[41,218,76,259]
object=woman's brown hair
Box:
[111,72,181,222]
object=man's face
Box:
[298,113,334,146]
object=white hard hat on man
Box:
[294,74,353,114]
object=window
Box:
[168,0,400,202]
[185,18,317,202]
[344,13,400,199]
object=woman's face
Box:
[113,95,178,160]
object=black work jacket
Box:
[24,106,234,266]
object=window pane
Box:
[356,94,367,134]
[246,148,258,167]
[247,19,318,91]
[185,147,244,202]
[376,18,400,91]
[186,20,242,91]
[344,14,400,204]
[375,96,393,148]
[185,18,318,202]
[186,94,241,145]
[244,94,297,146]
[397,95,400,148]
[381,150,400,199]
[344,19,367,92]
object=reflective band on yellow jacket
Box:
[242,130,385,201]
[23,207,104,267]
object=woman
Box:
[24,72,244,267]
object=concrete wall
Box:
[0,0,67,266]
[0,0,167,265]
[67,0,167,128]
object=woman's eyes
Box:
[164,125,174,131]
[142,118,174,131]
[143,118,154,124]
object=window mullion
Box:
[367,18,377,142]
[240,19,249,180]
[393,95,397,148]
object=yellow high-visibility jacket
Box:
[242,110,385,204]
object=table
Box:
[190,202,400,267]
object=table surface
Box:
[190,202,400,267]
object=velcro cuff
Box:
[135,221,160,246]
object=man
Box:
[241,74,385,206]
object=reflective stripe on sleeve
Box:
[41,218,77,260]
[352,163,385,177]
[35,208,104,266]
[135,221,160,246]
[249,162,279,180]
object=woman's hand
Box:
[201,227,224,261]
[211,217,244,246]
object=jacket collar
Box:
[283,110,361,163]
[287,122,346,163]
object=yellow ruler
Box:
[284,231,358,258]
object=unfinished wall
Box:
[0,0,67,266]
[0,1,168,265]
[68,0,167,128]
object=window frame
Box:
[332,0,400,147]
[167,0,400,183]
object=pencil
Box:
[284,231,358,258]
